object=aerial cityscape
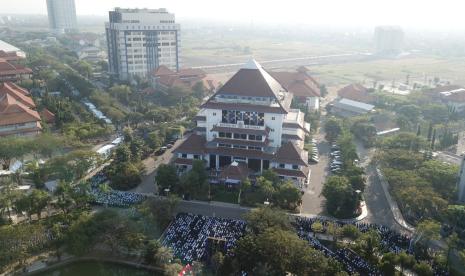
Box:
[0,0,465,275]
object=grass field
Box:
[310,55,465,86]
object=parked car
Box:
[166,144,173,149]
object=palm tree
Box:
[155,246,173,266]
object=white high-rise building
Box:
[374,26,404,55]
[105,8,180,81]
[46,0,78,33]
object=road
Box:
[191,52,372,73]
[176,200,250,220]
[300,86,339,215]
[130,135,189,194]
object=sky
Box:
[2,0,465,29]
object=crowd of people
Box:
[162,213,246,263]
[301,233,379,275]
[295,217,448,276]
[87,172,146,207]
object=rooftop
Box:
[337,84,374,103]
[334,98,375,113]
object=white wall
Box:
[264,113,284,147]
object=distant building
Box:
[0,58,33,82]
[76,46,105,62]
[0,40,26,59]
[438,87,465,113]
[105,8,180,81]
[330,98,375,117]
[374,26,404,55]
[270,66,321,111]
[151,65,217,92]
[0,82,49,137]
[173,60,311,190]
[46,0,78,33]
[337,84,374,104]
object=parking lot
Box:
[300,131,329,215]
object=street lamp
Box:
[164,188,170,196]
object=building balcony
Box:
[217,122,265,130]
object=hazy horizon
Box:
[2,0,465,31]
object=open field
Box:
[310,55,465,86]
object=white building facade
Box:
[46,0,78,33]
[174,60,311,190]
[105,8,180,81]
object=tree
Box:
[397,251,415,274]
[144,239,161,265]
[155,164,178,192]
[50,223,65,260]
[414,220,441,258]
[244,207,292,235]
[140,196,180,229]
[354,230,381,265]
[274,181,302,210]
[322,176,358,218]
[418,160,458,199]
[397,104,421,125]
[311,221,324,233]
[192,81,206,99]
[107,161,142,190]
[155,246,174,266]
[0,136,29,169]
[326,221,342,247]
[341,224,361,239]
[427,122,433,141]
[414,261,434,276]
[379,252,397,276]
[178,160,208,199]
[325,117,343,141]
[211,251,225,275]
[231,227,345,275]
[381,132,427,152]
[320,84,328,97]
[109,85,132,104]
[54,181,75,214]
[254,176,275,203]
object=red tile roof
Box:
[0,93,41,126]
[0,50,22,62]
[215,68,286,99]
[153,65,175,76]
[173,134,206,154]
[273,142,307,166]
[219,162,251,181]
[271,71,321,98]
[0,58,32,76]
[337,84,374,103]
[273,167,309,178]
[0,82,35,108]
[41,108,55,123]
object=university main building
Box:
[174,60,311,190]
